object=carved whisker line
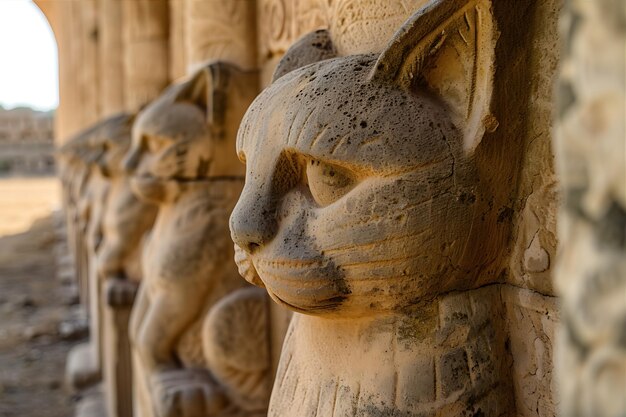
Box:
[286,107,301,147]
[344,274,423,285]
[330,132,352,155]
[293,109,316,147]
[314,384,323,416]
[324,230,430,254]
[254,270,332,286]
[331,382,339,417]
[458,27,469,45]
[289,375,300,405]
[339,253,423,269]
[277,353,294,391]
[308,124,330,151]
[255,258,325,270]
[297,383,308,412]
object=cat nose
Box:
[230,190,277,254]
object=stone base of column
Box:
[103,278,138,417]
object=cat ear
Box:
[177,62,258,137]
[272,29,338,82]
[174,63,227,128]
[370,0,498,154]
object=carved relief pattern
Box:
[258,0,331,63]
[329,0,428,55]
[122,0,170,110]
[186,0,258,71]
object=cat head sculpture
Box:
[95,113,134,178]
[230,0,500,318]
[123,62,256,203]
[58,116,128,192]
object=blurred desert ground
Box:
[0,177,59,235]
[0,176,82,417]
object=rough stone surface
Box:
[185,0,258,72]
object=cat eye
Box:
[305,159,357,206]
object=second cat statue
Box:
[125,62,270,417]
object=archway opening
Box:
[0,0,59,224]
[0,0,58,111]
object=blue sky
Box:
[0,0,58,111]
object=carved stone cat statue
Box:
[230,1,518,416]
[58,114,157,417]
[58,133,95,389]
[58,127,103,308]
[62,122,113,393]
[95,113,157,303]
[124,62,271,417]
[91,113,158,417]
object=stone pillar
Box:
[43,0,100,141]
[33,0,68,144]
[256,0,329,85]
[55,3,75,144]
[168,0,187,81]
[36,1,106,142]
[122,0,170,111]
[98,0,125,117]
[184,0,258,72]
[102,281,138,417]
[556,1,626,416]
[72,0,100,135]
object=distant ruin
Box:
[0,106,55,176]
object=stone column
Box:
[55,5,74,144]
[122,0,170,111]
[33,0,66,143]
[98,0,125,117]
[73,0,100,134]
[556,1,626,416]
[168,0,187,81]
[103,293,134,417]
[46,0,100,141]
[184,0,258,72]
